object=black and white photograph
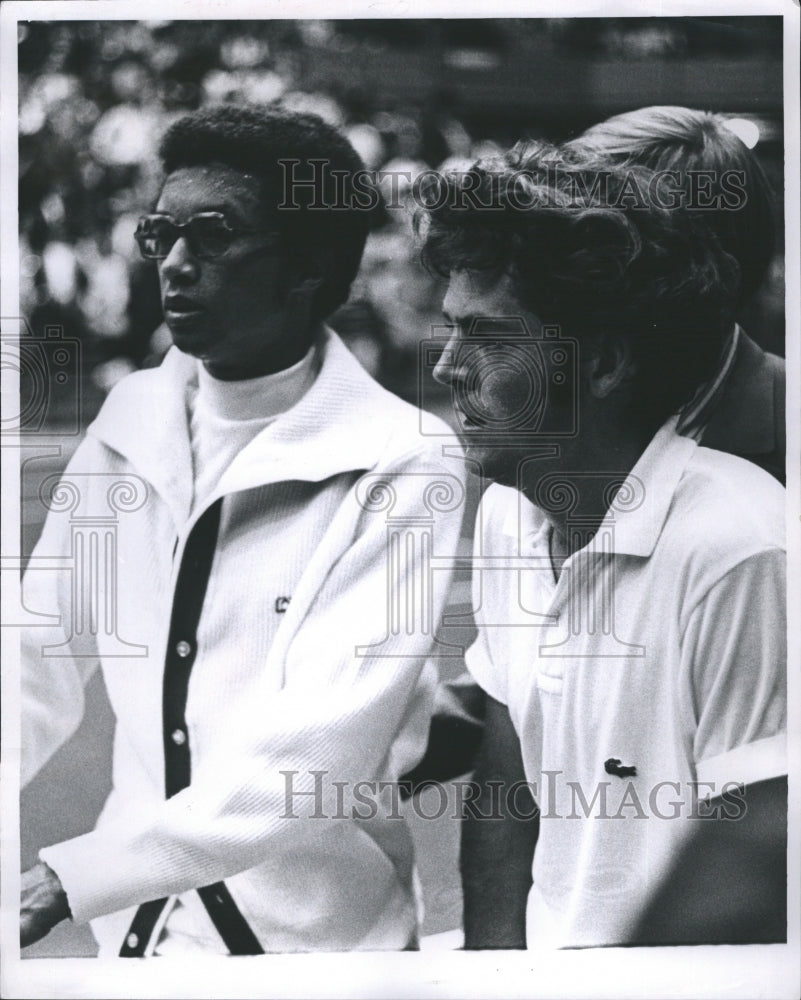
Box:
[1,2,799,998]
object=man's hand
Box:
[20,861,71,947]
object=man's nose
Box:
[160,237,199,284]
[432,329,463,386]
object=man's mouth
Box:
[164,295,205,321]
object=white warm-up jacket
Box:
[21,327,467,953]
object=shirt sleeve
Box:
[39,446,468,924]
[681,547,786,791]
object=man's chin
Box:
[166,319,213,357]
[460,439,522,486]
[460,434,563,490]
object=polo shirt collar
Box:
[601,418,697,558]
[87,326,402,525]
[498,418,697,560]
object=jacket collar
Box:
[88,327,405,526]
[502,417,698,560]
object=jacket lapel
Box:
[84,328,403,522]
[86,348,196,527]
[211,328,402,497]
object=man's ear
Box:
[283,265,324,332]
[286,256,325,302]
[584,334,636,400]
[292,273,323,298]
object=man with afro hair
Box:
[20,103,466,955]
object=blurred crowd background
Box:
[18,16,785,432]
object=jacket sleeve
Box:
[21,439,101,787]
[39,445,470,923]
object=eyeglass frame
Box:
[134,211,279,261]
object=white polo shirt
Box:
[466,419,787,949]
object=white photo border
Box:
[2,2,798,998]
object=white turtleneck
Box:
[188,343,319,512]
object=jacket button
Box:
[175,640,192,658]
[171,728,187,746]
[126,933,139,949]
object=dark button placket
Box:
[121,499,263,956]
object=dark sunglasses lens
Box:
[189,217,235,258]
[135,214,238,259]
[135,218,177,259]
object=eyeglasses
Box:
[134,212,276,261]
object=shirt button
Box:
[126,933,139,949]
[175,640,192,658]
[171,728,187,746]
